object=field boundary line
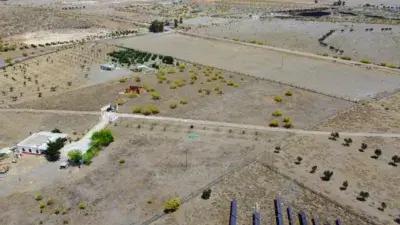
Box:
[1,108,400,138]
[176,31,400,74]
[114,44,358,103]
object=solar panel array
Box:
[229,197,343,225]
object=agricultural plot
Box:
[15,50,353,128]
[103,33,400,101]
[194,18,400,65]
[0,43,119,106]
[315,92,400,133]
[270,134,400,224]
[0,122,287,225]
[0,112,99,148]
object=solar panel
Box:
[229,200,237,225]
[287,206,294,225]
[312,216,319,225]
[298,211,308,225]
[335,219,342,225]
[274,197,284,225]
[253,211,260,225]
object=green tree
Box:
[149,20,164,33]
[44,138,67,162]
[90,129,114,148]
[67,150,83,164]
[51,128,61,133]
[174,19,178,28]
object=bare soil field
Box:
[0,43,120,106]
[103,33,400,101]
[0,121,288,225]
[194,18,400,65]
[315,92,400,133]
[14,62,353,128]
[269,134,400,224]
[0,111,99,148]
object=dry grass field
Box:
[194,19,400,65]
[0,120,288,225]
[315,92,400,133]
[0,112,99,148]
[0,43,119,106]
[14,62,353,128]
[103,33,400,101]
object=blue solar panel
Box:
[312,216,319,225]
[298,211,308,225]
[229,200,237,225]
[253,211,260,225]
[287,206,294,225]
[274,197,284,225]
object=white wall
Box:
[18,145,41,154]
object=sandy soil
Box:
[14,63,353,128]
[315,92,400,133]
[0,112,99,148]
[0,121,288,225]
[0,43,119,106]
[194,18,400,65]
[103,33,400,101]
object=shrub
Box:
[269,120,279,127]
[119,159,125,164]
[321,170,334,181]
[39,202,46,209]
[274,96,283,102]
[282,117,291,123]
[256,41,264,45]
[178,63,186,72]
[147,200,152,204]
[169,102,178,109]
[233,83,239,87]
[47,199,55,205]
[115,99,125,106]
[35,194,43,201]
[167,67,176,74]
[232,38,240,41]
[142,105,160,115]
[151,92,160,100]
[340,56,352,60]
[169,84,177,89]
[126,92,138,98]
[227,81,234,86]
[180,98,187,104]
[283,120,293,128]
[322,53,329,56]
[360,59,371,64]
[340,180,348,190]
[51,128,61,133]
[379,62,387,67]
[164,197,180,213]
[132,106,142,114]
[272,110,283,117]
[54,209,60,214]
[386,63,397,69]
[201,189,212,200]
[79,202,87,209]
[119,78,128,83]
[91,129,114,148]
[285,90,292,96]
[135,77,141,82]
[67,150,83,164]
[357,191,369,201]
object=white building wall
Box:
[18,145,41,154]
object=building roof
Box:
[17,131,68,150]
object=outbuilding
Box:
[17,131,68,155]
[100,64,116,71]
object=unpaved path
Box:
[1,108,400,138]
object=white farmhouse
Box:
[17,131,68,155]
